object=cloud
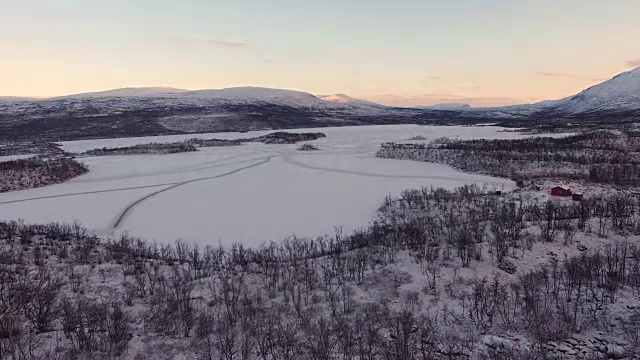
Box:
[207,39,250,48]
[536,72,573,78]
[425,76,444,80]
[169,36,267,64]
[627,59,640,68]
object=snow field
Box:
[0,125,547,246]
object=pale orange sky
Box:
[1,0,639,106]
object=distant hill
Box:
[318,94,382,107]
[51,87,190,99]
[23,66,640,115]
[541,66,640,114]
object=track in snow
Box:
[0,157,270,205]
[282,154,489,181]
[108,157,271,231]
[74,152,264,183]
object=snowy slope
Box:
[413,67,640,116]
[44,86,384,110]
[52,87,190,99]
[0,86,399,140]
[181,88,384,109]
[181,86,326,107]
[318,94,381,107]
[542,67,640,114]
[447,66,640,116]
[52,87,381,108]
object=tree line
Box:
[377,130,640,185]
[79,132,327,157]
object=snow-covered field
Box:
[0,125,557,247]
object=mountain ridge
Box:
[545,66,640,114]
[12,66,639,114]
[45,86,384,109]
[318,94,382,107]
[50,87,190,99]
[1,67,639,141]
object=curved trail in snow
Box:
[281,153,496,181]
[0,157,270,205]
[0,183,172,205]
[108,157,271,231]
[74,152,261,183]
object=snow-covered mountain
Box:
[31,65,640,115]
[318,94,381,107]
[49,86,384,110]
[0,86,403,141]
[434,67,640,117]
[542,66,640,114]
[52,87,190,99]
[2,67,640,141]
[54,87,381,107]
[181,87,327,107]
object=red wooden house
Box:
[550,185,572,197]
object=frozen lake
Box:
[0,125,536,247]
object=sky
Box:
[1,0,639,106]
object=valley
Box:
[1,68,640,360]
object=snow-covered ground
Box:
[0,125,565,247]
